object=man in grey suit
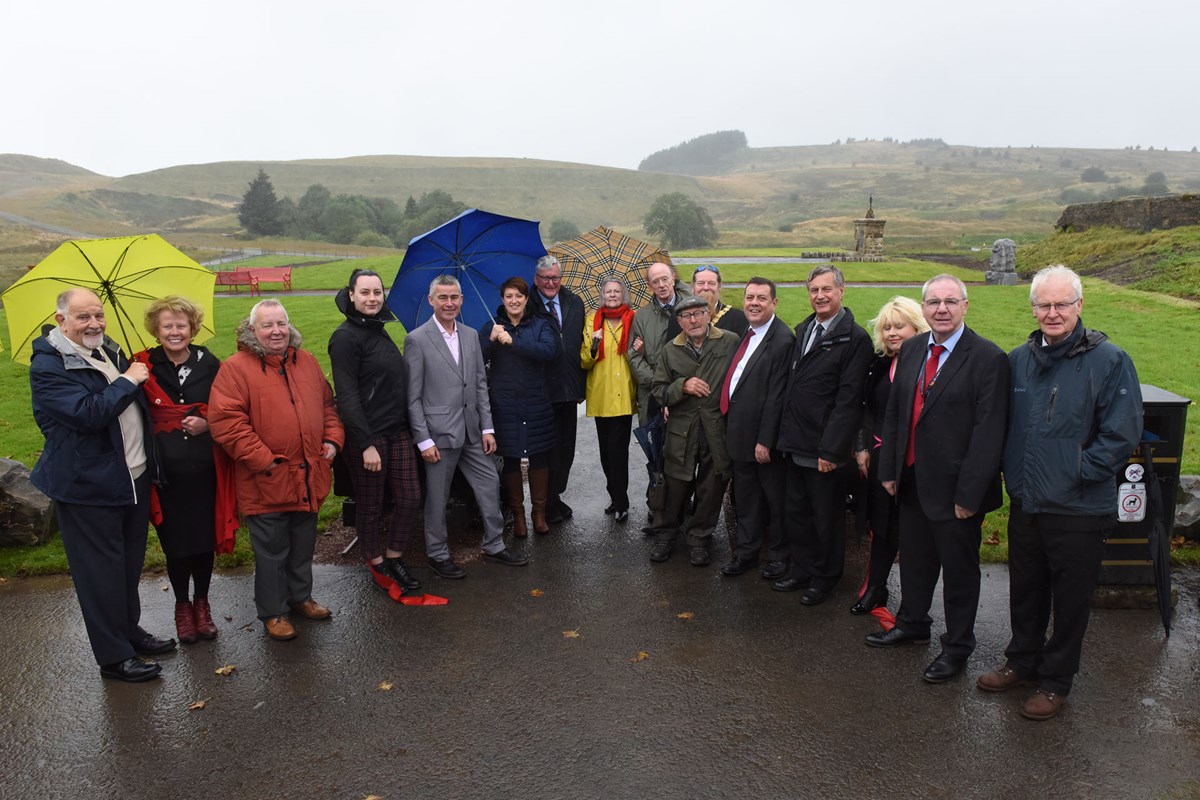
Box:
[406,274,527,578]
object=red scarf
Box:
[133,350,240,555]
[593,304,633,360]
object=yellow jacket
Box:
[580,311,638,418]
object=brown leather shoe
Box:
[976,665,1035,693]
[289,599,332,620]
[1020,689,1067,721]
[264,615,297,641]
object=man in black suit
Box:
[533,255,586,523]
[866,274,1010,685]
[719,277,795,579]
[772,266,872,605]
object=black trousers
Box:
[56,472,151,666]
[548,401,579,502]
[730,455,788,562]
[594,415,632,511]
[860,468,900,594]
[782,459,845,591]
[894,470,982,659]
[1004,506,1107,695]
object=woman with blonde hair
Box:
[133,296,235,644]
[850,295,929,616]
[581,277,638,522]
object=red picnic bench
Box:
[214,266,293,296]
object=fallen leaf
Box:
[377,680,395,691]
[0,577,8,585]
[530,588,545,597]
[161,583,170,592]
[562,629,581,639]
[983,534,1000,546]
[628,651,650,663]
[187,699,206,711]
[676,611,694,620]
[364,795,383,800]
[214,664,236,676]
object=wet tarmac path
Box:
[1,435,1198,799]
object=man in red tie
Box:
[867,274,1010,685]
[718,278,796,579]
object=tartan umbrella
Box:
[548,226,672,310]
[3,234,216,364]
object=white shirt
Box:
[728,315,774,396]
[437,319,460,365]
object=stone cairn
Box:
[986,238,1018,285]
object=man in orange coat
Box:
[209,299,344,641]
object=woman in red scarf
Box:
[133,296,236,645]
[580,278,638,521]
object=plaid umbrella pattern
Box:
[547,226,672,310]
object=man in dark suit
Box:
[867,274,1010,685]
[719,277,795,579]
[29,288,174,682]
[406,274,527,578]
[532,255,586,523]
[773,266,872,605]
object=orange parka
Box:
[209,319,344,516]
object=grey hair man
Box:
[532,255,586,522]
[977,265,1142,721]
[29,287,173,681]
[405,274,527,578]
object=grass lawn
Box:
[713,259,981,284]
[2,271,1197,574]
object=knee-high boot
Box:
[529,468,550,535]
[502,471,528,537]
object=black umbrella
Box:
[1140,441,1173,636]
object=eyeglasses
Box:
[923,298,962,310]
[1032,300,1079,314]
[536,274,562,283]
[678,310,708,321]
[693,265,721,279]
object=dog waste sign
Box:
[1117,483,1146,522]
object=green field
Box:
[2,256,1197,575]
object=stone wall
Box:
[1056,195,1200,233]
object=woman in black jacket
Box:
[479,276,560,535]
[850,296,928,615]
[328,269,422,595]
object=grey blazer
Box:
[406,317,494,450]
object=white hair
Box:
[1030,265,1082,303]
[249,298,288,326]
[921,274,969,301]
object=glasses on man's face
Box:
[678,310,708,322]
[924,298,962,310]
[1032,300,1079,314]
[536,274,562,283]
[693,265,721,280]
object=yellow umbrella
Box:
[2,234,216,364]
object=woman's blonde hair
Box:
[868,295,928,355]
[144,295,204,336]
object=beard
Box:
[80,331,105,349]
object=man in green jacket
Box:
[647,296,740,565]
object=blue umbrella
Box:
[387,208,548,331]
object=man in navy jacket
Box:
[29,288,173,682]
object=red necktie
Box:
[905,344,946,467]
[719,329,755,415]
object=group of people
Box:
[28,258,1143,722]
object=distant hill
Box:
[3,143,1200,249]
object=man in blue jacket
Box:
[29,288,173,682]
[977,265,1142,720]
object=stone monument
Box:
[986,238,1018,285]
[0,457,56,547]
[853,197,886,261]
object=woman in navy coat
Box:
[480,276,561,535]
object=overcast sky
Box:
[4,0,1195,177]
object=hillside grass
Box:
[1019,225,1200,299]
[3,274,1197,574]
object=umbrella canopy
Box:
[387,208,547,332]
[548,226,672,310]
[3,235,216,363]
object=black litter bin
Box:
[1101,384,1191,584]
